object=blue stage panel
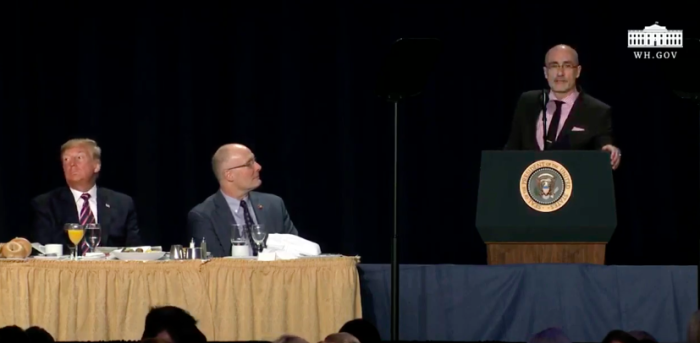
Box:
[358,264,696,342]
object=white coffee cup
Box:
[44,244,63,256]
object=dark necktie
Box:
[240,200,258,254]
[545,100,564,149]
[79,193,95,254]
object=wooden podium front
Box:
[475,151,617,265]
[486,242,606,265]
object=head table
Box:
[0,256,362,342]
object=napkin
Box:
[31,243,46,255]
[266,234,321,256]
[262,246,300,260]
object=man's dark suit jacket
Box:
[30,186,142,249]
[505,90,613,150]
[187,191,298,257]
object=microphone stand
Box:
[391,99,399,341]
[374,38,442,341]
[670,90,700,308]
[675,91,700,309]
[542,89,549,150]
[664,37,700,308]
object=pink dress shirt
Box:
[535,90,579,150]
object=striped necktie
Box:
[240,200,258,255]
[79,193,96,254]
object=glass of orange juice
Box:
[63,223,85,260]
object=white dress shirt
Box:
[69,185,98,222]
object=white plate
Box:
[79,253,105,260]
[34,255,66,260]
[112,251,166,261]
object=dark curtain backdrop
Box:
[0,1,698,265]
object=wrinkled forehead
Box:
[62,145,91,157]
[546,49,577,65]
[226,150,255,166]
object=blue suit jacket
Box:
[186,191,298,257]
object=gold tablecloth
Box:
[0,256,362,342]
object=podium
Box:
[475,151,617,265]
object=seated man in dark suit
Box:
[505,44,622,170]
[30,138,142,249]
[187,143,298,257]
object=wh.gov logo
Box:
[628,22,682,59]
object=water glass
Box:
[249,224,267,253]
[84,223,102,253]
[231,224,250,256]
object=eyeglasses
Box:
[546,63,578,71]
[225,158,256,172]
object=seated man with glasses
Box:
[187,143,298,257]
[505,44,621,170]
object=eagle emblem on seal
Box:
[536,173,560,200]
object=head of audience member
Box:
[212,143,262,199]
[141,306,207,343]
[0,325,29,342]
[141,338,170,343]
[527,327,571,343]
[602,330,638,343]
[543,44,581,98]
[627,330,656,343]
[339,319,381,343]
[272,334,310,343]
[322,332,359,343]
[25,326,54,343]
[61,138,102,192]
[688,310,700,343]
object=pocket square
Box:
[572,127,585,132]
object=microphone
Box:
[541,89,549,150]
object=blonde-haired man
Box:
[30,138,142,249]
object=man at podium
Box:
[504,44,621,170]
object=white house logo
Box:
[628,22,682,59]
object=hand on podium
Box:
[601,144,621,170]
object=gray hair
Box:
[688,310,700,343]
[324,333,360,343]
[628,330,656,342]
[272,334,310,343]
[528,328,571,343]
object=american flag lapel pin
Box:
[258,204,263,210]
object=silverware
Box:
[170,245,184,260]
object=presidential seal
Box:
[519,159,572,213]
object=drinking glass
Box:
[231,224,250,256]
[249,224,267,253]
[63,223,85,260]
[84,223,102,253]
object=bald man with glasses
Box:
[187,143,298,257]
[505,44,621,170]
